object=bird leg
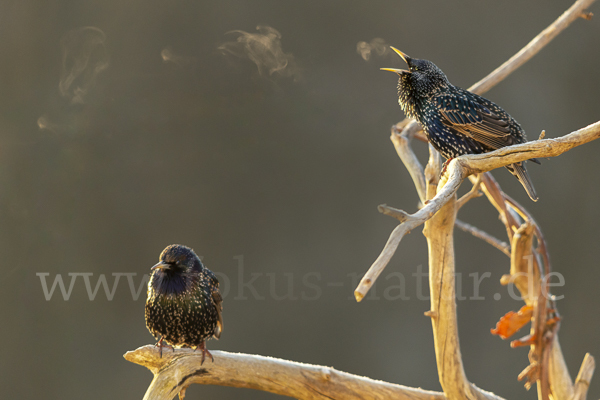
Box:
[195,341,214,365]
[440,158,453,176]
[156,337,174,358]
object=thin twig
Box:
[455,219,510,256]
[391,125,426,203]
[357,120,600,301]
[456,174,483,210]
[354,163,464,302]
[573,353,596,400]
[468,0,596,95]
[378,204,409,222]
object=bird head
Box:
[150,244,203,295]
[381,47,449,98]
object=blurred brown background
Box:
[1,1,599,399]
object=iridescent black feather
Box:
[383,48,539,201]
[145,244,223,362]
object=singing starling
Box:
[145,244,223,363]
[382,47,539,201]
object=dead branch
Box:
[125,1,597,399]
[391,124,426,202]
[455,219,510,256]
[355,120,600,301]
[456,174,483,210]
[468,0,597,95]
[354,162,464,302]
[573,353,596,400]
[124,346,446,400]
[473,168,593,400]
[423,183,504,400]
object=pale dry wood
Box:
[572,353,595,400]
[509,221,539,304]
[423,180,504,400]
[358,1,598,398]
[550,338,575,400]
[454,219,510,256]
[124,345,446,400]
[456,174,483,210]
[468,0,597,95]
[473,174,596,400]
[355,119,600,301]
[391,125,426,203]
[378,204,410,223]
[126,2,597,399]
[460,121,600,175]
[477,174,557,399]
[354,162,464,302]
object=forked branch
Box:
[354,120,600,301]
[125,1,597,399]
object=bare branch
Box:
[455,219,510,256]
[369,2,598,399]
[509,221,539,304]
[468,0,596,95]
[391,125,426,203]
[358,119,600,301]
[423,184,505,400]
[124,346,446,400]
[378,204,409,222]
[549,339,575,400]
[125,2,598,400]
[354,163,464,302]
[573,353,596,400]
[456,174,483,210]
[460,121,600,175]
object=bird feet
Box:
[156,337,174,358]
[195,341,214,365]
[440,158,453,176]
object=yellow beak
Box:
[381,46,411,75]
[389,46,409,64]
[380,67,409,75]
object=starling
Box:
[145,244,223,363]
[382,47,539,201]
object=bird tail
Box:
[506,162,538,202]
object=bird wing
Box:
[436,94,516,150]
[203,268,224,338]
[212,289,223,339]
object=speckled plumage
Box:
[145,244,223,362]
[383,48,539,201]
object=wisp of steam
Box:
[218,25,299,79]
[59,27,109,104]
[161,47,193,67]
[357,38,390,61]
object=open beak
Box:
[151,261,171,271]
[380,67,409,75]
[390,47,409,63]
[380,46,411,75]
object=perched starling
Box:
[382,47,539,201]
[145,244,223,363]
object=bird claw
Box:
[156,337,174,358]
[195,342,214,365]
